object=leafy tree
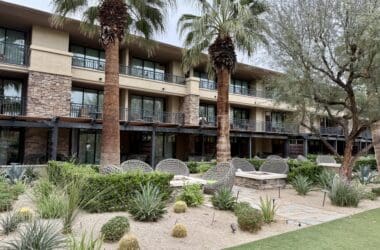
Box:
[266,0,380,177]
[51,0,175,168]
[178,0,268,162]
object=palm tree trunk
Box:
[216,68,231,163]
[100,39,120,167]
[371,121,380,172]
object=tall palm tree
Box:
[178,0,268,163]
[51,0,175,168]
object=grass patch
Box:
[227,208,380,250]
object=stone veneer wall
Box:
[24,128,48,164]
[27,71,72,117]
[181,94,199,125]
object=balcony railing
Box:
[319,127,344,136]
[199,116,216,127]
[72,57,105,71]
[70,103,103,119]
[0,42,27,66]
[69,103,184,125]
[121,109,185,125]
[120,66,186,85]
[198,80,273,99]
[0,96,26,116]
[230,118,299,134]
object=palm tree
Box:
[178,0,268,163]
[51,0,175,168]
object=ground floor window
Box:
[76,130,101,164]
[0,128,21,165]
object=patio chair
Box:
[267,155,283,160]
[202,162,235,194]
[259,158,289,174]
[297,155,308,162]
[155,158,190,176]
[100,165,122,175]
[231,158,256,172]
[120,160,153,173]
[316,155,337,164]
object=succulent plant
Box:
[118,234,140,250]
[172,224,187,238]
[17,207,34,221]
[5,165,25,184]
[173,201,187,213]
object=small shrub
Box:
[292,175,312,195]
[17,207,34,222]
[173,201,187,213]
[234,202,252,216]
[318,169,335,190]
[248,158,265,170]
[36,189,66,219]
[11,181,25,198]
[0,192,13,212]
[211,187,236,210]
[68,231,103,250]
[197,163,213,173]
[128,183,166,222]
[237,208,263,233]
[288,161,321,184]
[24,167,39,183]
[33,179,54,200]
[372,187,380,196]
[259,196,277,223]
[118,234,140,250]
[172,224,187,238]
[187,161,198,174]
[354,155,377,171]
[177,184,204,207]
[4,220,66,250]
[0,212,21,235]
[101,216,130,242]
[329,176,361,207]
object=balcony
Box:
[119,66,186,85]
[0,96,26,116]
[230,119,299,134]
[199,116,216,127]
[198,80,273,99]
[71,57,186,85]
[0,42,27,66]
[69,103,184,125]
[319,127,344,136]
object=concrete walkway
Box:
[232,186,380,227]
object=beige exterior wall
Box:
[29,26,72,76]
[167,96,181,113]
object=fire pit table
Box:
[234,171,287,190]
[170,175,208,188]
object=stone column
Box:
[181,77,200,126]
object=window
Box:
[232,107,249,121]
[129,95,165,122]
[265,111,286,132]
[130,58,166,81]
[195,71,217,90]
[199,103,216,125]
[70,45,105,70]
[0,27,26,65]
[78,130,101,164]
[230,79,250,95]
[0,78,23,115]
[70,88,103,118]
[0,128,21,165]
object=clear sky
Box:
[3,0,274,69]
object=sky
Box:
[3,0,274,69]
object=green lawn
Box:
[227,208,380,250]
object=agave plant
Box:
[357,165,376,185]
[4,220,66,250]
[128,183,166,222]
[5,165,25,184]
[292,175,312,195]
[259,196,277,223]
[211,187,236,210]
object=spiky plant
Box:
[178,0,268,162]
[4,220,66,250]
[51,0,176,168]
[258,196,277,223]
[0,212,21,235]
[292,175,312,195]
[211,187,236,210]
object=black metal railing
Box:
[230,119,299,134]
[199,79,217,90]
[120,108,185,125]
[0,42,27,66]
[70,103,103,119]
[120,66,186,85]
[199,116,216,127]
[320,127,344,136]
[72,57,105,71]
[359,129,372,139]
[0,96,26,116]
